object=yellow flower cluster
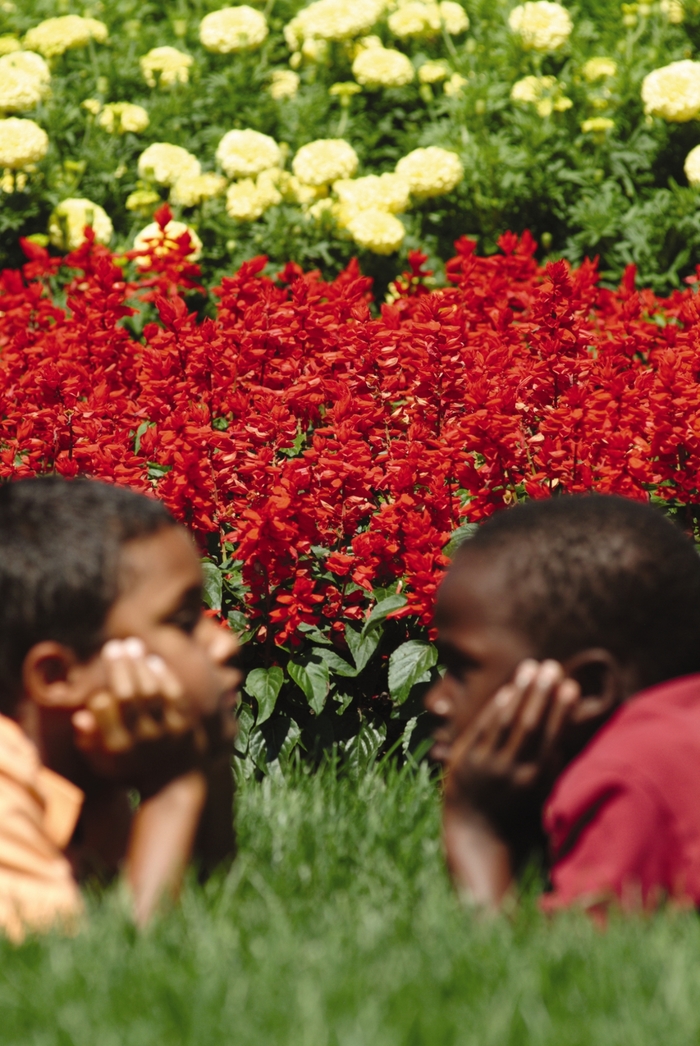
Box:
[216,129,282,178]
[0,116,48,169]
[511,74,572,116]
[387,0,469,39]
[284,0,385,50]
[508,2,572,51]
[139,46,193,88]
[684,144,700,186]
[641,60,700,122]
[582,57,617,81]
[138,143,201,185]
[418,60,450,84]
[225,178,269,220]
[0,36,21,56]
[660,0,684,23]
[334,172,411,213]
[292,138,359,186]
[0,50,50,113]
[352,45,414,87]
[199,7,268,53]
[170,172,227,207]
[49,197,113,250]
[581,116,614,134]
[269,70,300,99]
[344,208,405,253]
[133,219,203,267]
[97,103,150,135]
[395,145,463,197]
[24,15,107,59]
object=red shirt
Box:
[542,673,700,912]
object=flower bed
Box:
[3,0,700,293]
[2,214,700,770]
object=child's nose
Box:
[424,680,452,718]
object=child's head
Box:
[427,495,700,761]
[0,477,237,733]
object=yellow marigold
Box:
[216,129,282,178]
[292,138,359,185]
[642,60,700,122]
[684,144,700,186]
[288,176,327,203]
[0,116,48,168]
[395,145,462,197]
[199,7,268,53]
[582,57,617,81]
[508,2,572,51]
[97,102,150,135]
[125,189,161,212]
[48,197,113,250]
[225,179,268,220]
[660,0,684,23]
[345,208,405,253]
[439,2,469,34]
[139,46,193,87]
[352,46,414,87]
[300,38,330,62]
[0,36,21,56]
[511,74,570,115]
[581,116,614,133]
[0,50,50,86]
[0,170,27,192]
[0,65,44,112]
[334,172,410,212]
[138,143,201,186]
[256,167,287,207]
[418,59,450,83]
[269,70,299,98]
[81,98,101,115]
[170,172,227,207]
[133,219,202,267]
[24,15,107,58]
[284,0,384,48]
[444,72,467,95]
[388,1,439,38]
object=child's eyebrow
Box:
[436,641,479,679]
[161,584,203,620]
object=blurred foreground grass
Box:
[2,759,700,1044]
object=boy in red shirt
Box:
[0,477,239,938]
[426,495,700,914]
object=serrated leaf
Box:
[361,593,407,636]
[315,648,357,677]
[201,560,223,612]
[263,715,302,771]
[244,666,284,725]
[345,625,380,672]
[234,700,255,755]
[288,656,329,714]
[388,640,438,704]
[342,721,386,776]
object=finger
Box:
[102,639,140,701]
[471,659,540,755]
[541,678,579,756]
[71,708,99,752]
[503,660,563,760]
[144,654,191,735]
[87,691,133,753]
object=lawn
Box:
[1,758,699,1044]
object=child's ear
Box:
[22,642,85,709]
[562,648,626,725]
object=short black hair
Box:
[454,495,700,689]
[0,477,175,715]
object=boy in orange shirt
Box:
[426,495,700,914]
[0,476,240,939]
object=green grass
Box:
[2,759,700,1044]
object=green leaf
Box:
[388,640,438,704]
[263,715,302,771]
[342,721,386,776]
[201,560,223,612]
[244,666,284,725]
[444,522,479,557]
[345,625,381,672]
[334,692,354,714]
[288,656,330,714]
[315,648,357,677]
[233,700,255,755]
[361,593,407,636]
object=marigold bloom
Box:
[508,1,572,51]
[225,179,268,220]
[660,0,684,23]
[642,60,700,122]
[334,172,410,212]
[388,0,466,38]
[443,72,467,95]
[199,7,268,53]
[0,116,48,168]
[138,143,201,186]
[581,116,614,133]
[352,46,414,88]
[269,70,299,98]
[292,138,358,186]
[345,208,405,252]
[97,103,150,135]
[0,66,44,113]
[395,145,462,197]
[23,15,107,58]
[48,197,113,250]
[582,57,617,81]
[418,60,450,84]
[216,129,282,178]
[0,36,21,56]
[170,172,227,207]
[284,0,384,48]
[139,46,193,87]
[133,218,202,266]
[684,144,700,186]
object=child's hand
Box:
[71,637,196,759]
[445,659,579,818]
